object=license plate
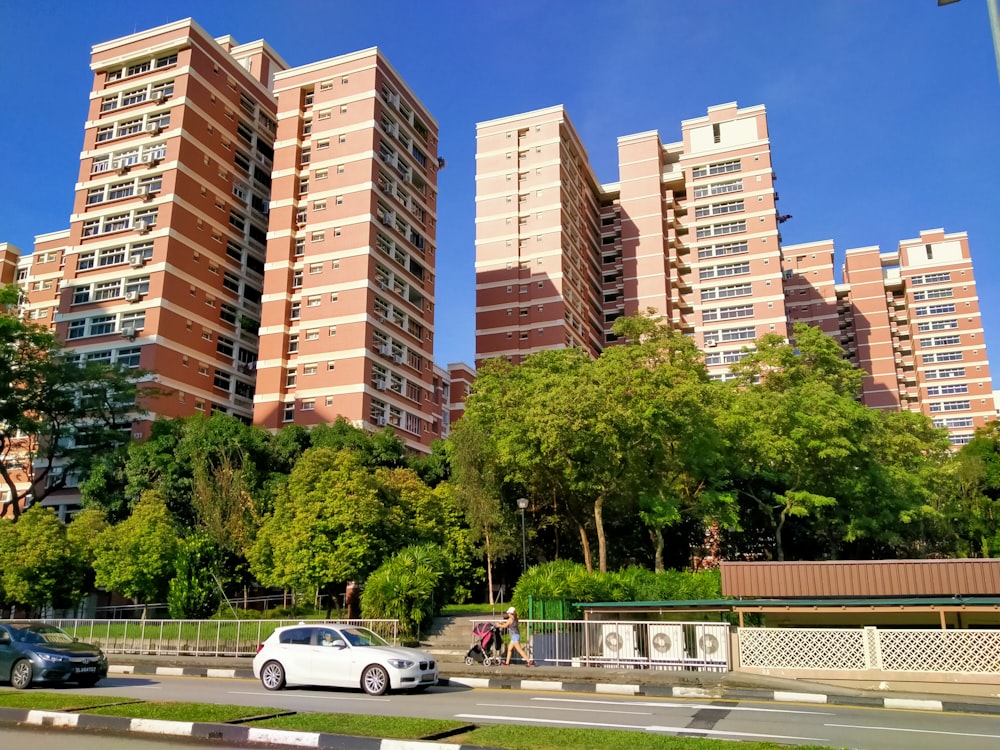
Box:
[420,674,435,682]
[76,667,97,673]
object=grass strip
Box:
[248,712,469,738]
[0,692,141,711]
[83,701,279,723]
[451,724,832,750]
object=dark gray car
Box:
[0,623,108,689]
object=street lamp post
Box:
[516,497,529,573]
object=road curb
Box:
[0,706,499,750]
[106,663,1000,716]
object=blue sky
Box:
[1,1,998,369]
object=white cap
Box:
[506,607,516,614]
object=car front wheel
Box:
[260,660,286,691]
[362,664,389,696]
[11,659,33,690]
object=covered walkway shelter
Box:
[575,559,1000,629]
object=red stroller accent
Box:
[465,622,504,666]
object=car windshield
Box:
[21,625,74,644]
[338,627,389,647]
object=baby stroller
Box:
[465,622,504,666]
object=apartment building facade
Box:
[253,49,443,451]
[475,103,992,445]
[475,102,784,373]
[41,19,288,431]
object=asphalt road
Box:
[3,673,1000,749]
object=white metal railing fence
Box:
[472,619,730,671]
[738,626,1000,675]
[5,619,399,657]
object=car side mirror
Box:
[332,639,347,649]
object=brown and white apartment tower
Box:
[475,103,992,446]
[253,49,442,452]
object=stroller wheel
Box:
[465,656,475,665]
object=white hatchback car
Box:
[253,624,438,696]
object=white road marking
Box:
[883,698,944,711]
[774,690,828,704]
[531,696,834,714]
[826,723,1000,740]
[476,702,652,716]
[227,690,390,702]
[456,713,824,742]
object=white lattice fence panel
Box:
[738,628,867,670]
[878,629,1000,674]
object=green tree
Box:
[0,507,84,614]
[448,419,519,603]
[361,545,450,638]
[459,313,731,573]
[940,422,1000,557]
[309,417,406,468]
[65,507,109,596]
[1,285,142,519]
[249,448,389,602]
[722,324,886,560]
[168,532,224,618]
[93,490,180,613]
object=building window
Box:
[692,159,741,178]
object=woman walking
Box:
[498,606,534,666]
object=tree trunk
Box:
[595,495,607,573]
[485,529,495,605]
[577,522,593,573]
[775,509,787,562]
[652,528,665,573]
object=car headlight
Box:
[386,659,414,669]
[38,653,69,663]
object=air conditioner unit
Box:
[136,220,151,234]
[379,345,392,356]
[374,379,387,390]
[143,155,161,166]
[124,291,140,303]
[601,624,638,662]
[115,162,130,175]
[375,415,386,426]
[706,341,717,348]
[393,354,404,364]
[129,254,146,267]
[120,326,136,340]
[146,123,162,135]
[136,186,148,197]
[689,624,728,664]
[647,624,685,664]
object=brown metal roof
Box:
[720,559,1000,598]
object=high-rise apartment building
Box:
[475,103,783,368]
[474,103,992,446]
[11,19,450,489]
[252,49,442,452]
[35,19,287,433]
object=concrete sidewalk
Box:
[107,654,1000,715]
